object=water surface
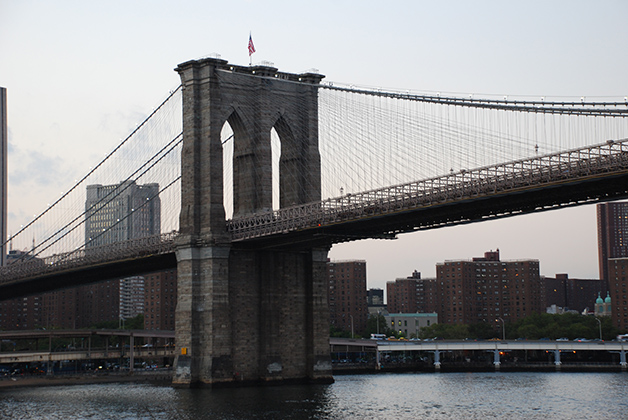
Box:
[1,372,627,419]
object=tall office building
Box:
[327,260,368,335]
[0,87,7,267]
[80,180,161,326]
[597,201,628,290]
[85,181,161,247]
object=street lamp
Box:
[496,317,505,340]
[595,317,602,340]
[350,315,354,339]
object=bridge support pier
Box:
[172,57,331,387]
[554,349,562,370]
[173,246,332,387]
[433,350,441,370]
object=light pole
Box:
[595,317,602,340]
[350,315,354,339]
[496,317,505,340]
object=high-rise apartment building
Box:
[607,257,628,330]
[435,250,542,326]
[543,273,603,313]
[597,201,628,289]
[327,260,368,335]
[119,276,145,321]
[144,269,177,330]
[386,270,436,314]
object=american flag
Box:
[248,34,256,56]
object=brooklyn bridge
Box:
[1,57,627,387]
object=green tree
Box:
[365,313,393,337]
[419,323,470,340]
[468,322,496,339]
[330,325,352,338]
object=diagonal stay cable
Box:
[29,133,183,260]
[4,85,182,249]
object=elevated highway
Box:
[329,338,628,368]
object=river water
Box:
[1,372,627,419]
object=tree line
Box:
[333,312,620,341]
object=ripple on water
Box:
[0,373,627,419]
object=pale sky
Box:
[2,0,628,292]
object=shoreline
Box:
[2,364,627,390]
[0,371,173,390]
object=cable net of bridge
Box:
[318,84,628,200]
[5,76,628,279]
[4,87,183,275]
[227,83,628,240]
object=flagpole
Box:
[248,32,255,66]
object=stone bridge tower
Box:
[172,57,332,387]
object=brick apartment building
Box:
[435,249,542,326]
[386,250,544,327]
[607,258,628,331]
[543,273,604,313]
[0,268,177,331]
[327,260,368,335]
[386,270,436,314]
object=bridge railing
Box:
[0,231,178,283]
[227,139,628,240]
[4,140,628,281]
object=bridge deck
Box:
[3,140,628,297]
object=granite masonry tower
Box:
[172,57,333,387]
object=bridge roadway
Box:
[330,337,628,353]
[0,329,175,366]
[2,139,628,299]
[330,337,628,367]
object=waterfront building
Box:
[328,260,368,336]
[384,312,438,338]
